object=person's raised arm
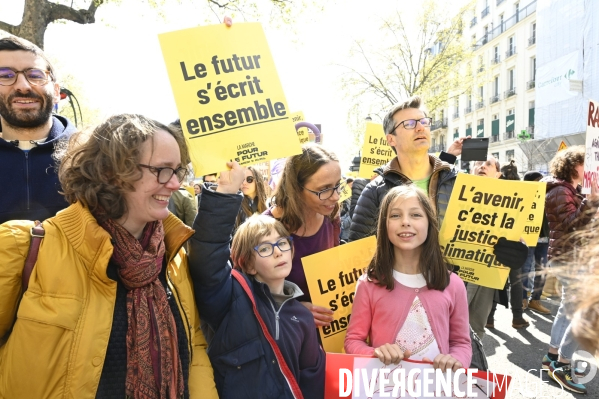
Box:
[187,162,245,327]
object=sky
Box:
[0,0,466,170]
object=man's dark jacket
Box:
[349,155,458,241]
[0,115,76,224]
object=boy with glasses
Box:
[0,36,76,224]
[189,206,325,399]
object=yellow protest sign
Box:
[159,23,302,176]
[337,179,351,203]
[302,237,376,353]
[358,123,393,179]
[439,174,538,289]
[290,111,310,144]
[521,181,546,246]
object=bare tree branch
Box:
[48,0,104,24]
[0,21,17,35]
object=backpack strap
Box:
[230,269,304,399]
[22,221,45,292]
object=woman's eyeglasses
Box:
[138,164,188,184]
[245,176,255,184]
[302,182,342,200]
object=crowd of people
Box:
[1,29,599,399]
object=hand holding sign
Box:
[373,344,411,366]
[216,161,245,194]
[422,354,463,373]
[301,302,334,327]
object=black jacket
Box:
[349,155,458,241]
[349,178,368,219]
[188,189,325,399]
[0,115,75,224]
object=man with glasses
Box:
[0,36,76,224]
[349,96,526,266]
[350,96,459,240]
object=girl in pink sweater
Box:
[345,186,471,371]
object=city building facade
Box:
[431,0,538,171]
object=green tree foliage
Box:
[340,0,475,146]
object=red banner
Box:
[325,353,511,399]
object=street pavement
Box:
[482,294,596,398]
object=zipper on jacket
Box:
[24,151,31,209]
[266,295,295,340]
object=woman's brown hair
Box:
[549,145,585,183]
[58,114,190,222]
[367,185,451,291]
[271,143,340,234]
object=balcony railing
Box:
[472,0,537,50]
[505,47,517,58]
[527,80,535,89]
[431,144,446,153]
[476,101,485,110]
[431,119,448,131]
[464,106,472,114]
[490,94,500,104]
[497,0,505,5]
[528,36,536,46]
[505,87,517,98]
[491,55,501,64]
[452,112,459,119]
[471,17,477,28]
[490,135,500,143]
[504,131,516,140]
[481,6,490,18]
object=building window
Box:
[492,45,500,64]
[494,76,499,95]
[506,36,516,57]
[508,69,514,90]
[492,152,500,161]
[499,14,504,33]
[506,150,515,160]
[529,22,536,45]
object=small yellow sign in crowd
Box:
[358,123,393,179]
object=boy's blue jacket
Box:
[188,188,325,399]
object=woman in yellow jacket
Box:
[0,114,221,399]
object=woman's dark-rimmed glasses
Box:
[302,182,342,200]
[138,164,188,184]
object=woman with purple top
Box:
[264,143,341,327]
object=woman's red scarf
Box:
[100,218,184,399]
